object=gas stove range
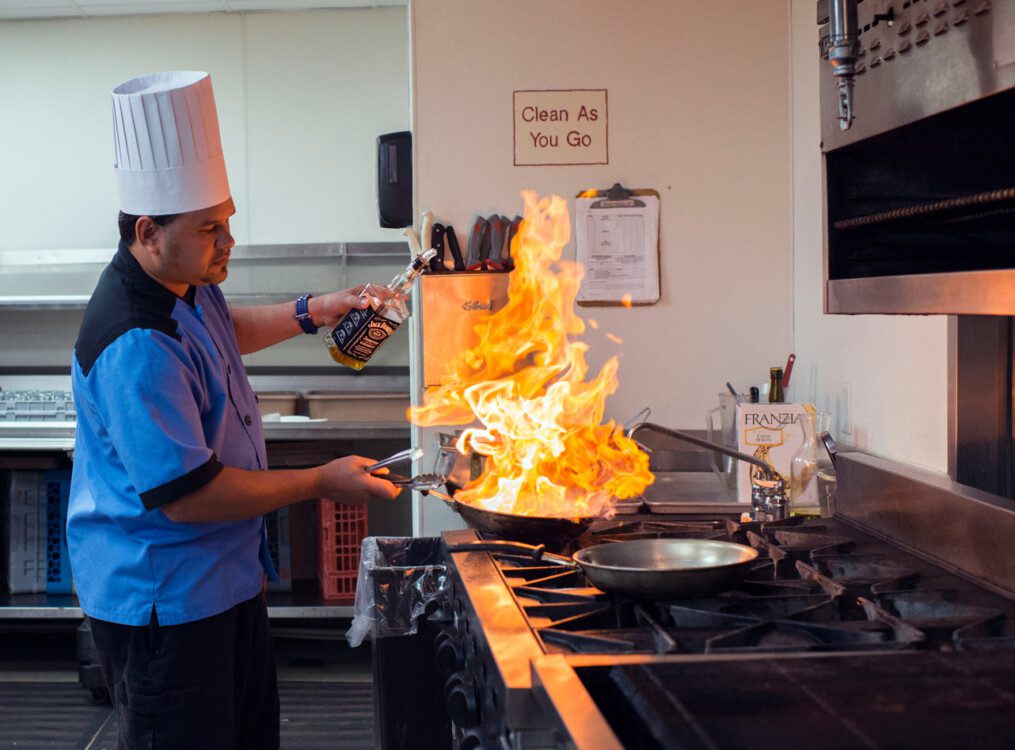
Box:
[437,459,1015,749]
[498,517,1015,658]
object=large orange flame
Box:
[410,192,653,518]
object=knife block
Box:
[418,272,511,387]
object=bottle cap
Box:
[770,367,784,379]
[411,248,438,269]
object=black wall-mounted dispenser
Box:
[377,131,412,228]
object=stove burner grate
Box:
[800,554,921,595]
[471,518,1013,658]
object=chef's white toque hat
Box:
[111,71,230,216]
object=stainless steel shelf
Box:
[0,420,410,451]
[263,592,356,619]
[0,295,91,310]
[0,243,406,267]
[0,593,354,620]
[262,421,411,441]
[0,594,81,619]
[0,241,409,310]
[0,293,333,310]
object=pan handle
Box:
[445,541,574,566]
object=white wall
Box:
[410,0,793,431]
[408,0,793,534]
[0,7,411,370]
[788,0,949,471]
[0,7,408,249]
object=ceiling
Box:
[0,0,404,21]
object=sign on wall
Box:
[513,89,608,166]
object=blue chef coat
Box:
[68,242,278,626]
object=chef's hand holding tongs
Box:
[362,447,447,492]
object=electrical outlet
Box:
[838,382,853,436]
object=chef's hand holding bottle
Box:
[324,248,436,370]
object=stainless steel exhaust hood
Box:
[818,0,1015,315]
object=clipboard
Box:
[574,183,660,306]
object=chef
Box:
[67,70,400,749]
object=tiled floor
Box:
[0,626,374,749]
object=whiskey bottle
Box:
[325,248,436,370]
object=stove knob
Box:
[445,671,481,727]
[434,631,465,677]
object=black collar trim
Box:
[113,241,195,306]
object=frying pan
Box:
[425,488,596,545]
[446,538,759,600]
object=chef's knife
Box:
[444,225,466,271]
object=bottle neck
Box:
[387,250,435,294]
[387,270,415,296]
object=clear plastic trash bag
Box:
[346,536,448,647]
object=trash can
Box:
[346,537,451,750]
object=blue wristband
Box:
[294,294,319,334]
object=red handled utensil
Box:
[783,353,796,388]
[466,215,502,271]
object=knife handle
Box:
[404,227,422,255]
[466,216,490,270]
[486,215,506,271]
[505,215,522,270]
[444,225,466,271]
[420,210,434,257]
[428,223,447,272]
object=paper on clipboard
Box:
[575,191,660,305]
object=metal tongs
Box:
[363,447,447,491]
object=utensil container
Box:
[434,432,485,489]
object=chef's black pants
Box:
[88,591,280,750]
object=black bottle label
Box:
[328,307,399,364]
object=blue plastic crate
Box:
[44,469,73,594]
